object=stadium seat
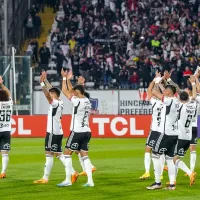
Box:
[34,76,41,82]
[51,82,60,87]
[34,85,41,90]
[46,70,57,75]
[85,82,95,88]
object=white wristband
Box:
[63,77,66,81]
[155,77,162,84]
[192,83,195,86]
[167,78,171,82]
[40,82,45,87]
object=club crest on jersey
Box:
[51,144,58,151]
[71,143,79,150]
[90,98,99,114]
[3,143,10,150]
[178,148,185,156]
[159,148,167,154]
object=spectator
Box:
[30,39,39,62]
[25,14,34,39]
[39,42,51,71]
[51,28,62,54]
[119,66,129,89]
[34,13,42,38]
[129,71,140,90]
[54,49,68,75]
[68,36,77,52]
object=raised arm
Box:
[66,70,74,92]
[40,72,53,103]
[189,75,197,100]
[195,73,200,93]
[61,69,73,99]
[164,71,180,94]
[43,71,52,89]
[0,76,11,97]
[147,80,155,100]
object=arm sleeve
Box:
[70,96,80,106]
[162,96,173,106]
[50,99,59,108]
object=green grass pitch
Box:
[1,138,200,200]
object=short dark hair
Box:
[84,92,90,99]
[179,91,189,101]
[0,89,9,101]
[49,87,61,97]
[165,84,176,95]
[73,84,85,95]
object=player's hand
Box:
[189,75,196,84]
[164,70,171,80]
[0,76,3,85]
[42,71,47,80]
[40,74,45,83]
[78,76,85,85]
[67,70,73,80]
[155,70,161,78]
[61,68,67,77]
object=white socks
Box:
[176,159,192,176]
[78,153,85,172]
[160,154,165,175]
[1,154,9,174]
[144,152,151,173]
[166,157,176,185]
[43,154,53,181]
[83,156,94,185]
[152,154,161,183]
[64,155,72,184]
[190,151,196,172]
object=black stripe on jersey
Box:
[151,102,156,115]
[178,104,183,121]
[72,101,80,131]
[52,102,59,134]
[164,99,173,134]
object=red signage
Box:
[11,115,152,138]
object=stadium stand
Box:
[32,0,200,91]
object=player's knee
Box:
[152,153,160,159]
[190,145,196,152]
[1,151,9,155]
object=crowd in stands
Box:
[31,0,200,90]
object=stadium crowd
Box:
[32,0,200,89]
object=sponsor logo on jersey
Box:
[71,143,79,149]
[51,144,58,151]
[3,143,10,150]
[178,148,185,156]
[159,148,167,154]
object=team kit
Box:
[0,68,199,190]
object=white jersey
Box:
[178,101,197,140]
[150,98,163,132]
[70,96,91,133]
[0,98,13,132]
[47,99,64,135]
[192,94,200,127]
[158,97,180,136]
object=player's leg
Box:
[0,131,11,178]
[76,151,96,176]
[140,146,151,180]
[165,136,178,190]
[57,131,79,186]
[146,133,164,190]
[34,132,54,184]
[174,140,196,186]
[189,127,197,173]
[80,132,94,187]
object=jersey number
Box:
[82,111,89,127]
[0,110,11,122]
[185,115,193,128]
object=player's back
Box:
[159,97,180,135]
[70,97,91,133]
[47,99,64,135]
[178,101,196,140]
[0,98,13,132]
[150,98,163,132]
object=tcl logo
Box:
[93,117,144,136]
[11,118,31,135]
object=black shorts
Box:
[175,139,190,157]
[146,130,160,148]
[0,131,11,151]
[45,132,63,153]
[190,127,198,145]
[153,134,178,157]
[65,131,91,152]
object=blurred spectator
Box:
[25,14,34,39]
[39,43,51,71]
[129,71,140,89]
[119,66,129,89]
[55,49,68,75]
[34,13,42,38]
[30,39,39,62]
